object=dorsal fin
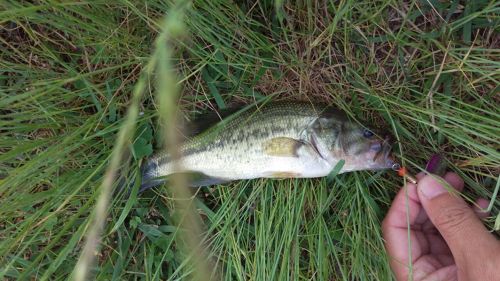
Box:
[182,104,247,137]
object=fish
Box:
[139,102,398,191]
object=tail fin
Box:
[138,159,166,192]
[114,170,140,197]
[114,161,165,196]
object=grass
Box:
[1,0,499,280]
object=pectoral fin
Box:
[263,137,304,157]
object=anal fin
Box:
[186,171,230,187]
[269,172,301,178]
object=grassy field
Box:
[1,0,499,280]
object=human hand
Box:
[382,172,500,281]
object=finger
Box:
[382,183,422,229]
[473,198,490,219]
[417,173,498,264]
[382,183,424,281]
[435,254,455,267]
[384,230,425,281]
[442,172,464,192]
[427,233,452,255]
[421,265,457,281]
[420,172,463,231]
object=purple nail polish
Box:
[425,153,446,176]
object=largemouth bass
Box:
[140,102,398,191]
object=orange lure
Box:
[396,166,417,184]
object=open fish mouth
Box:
[374,137,400,170]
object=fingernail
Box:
[425,154,441,173]
[425,153,447,176]
[419,177,447,199]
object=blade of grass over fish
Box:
[327,159,345,182]
[154,1,214,280]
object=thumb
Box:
[417,173,496,261]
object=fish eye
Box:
[363,129,374,138]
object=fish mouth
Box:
[374,137,400,170]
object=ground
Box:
[0,0,499,280]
